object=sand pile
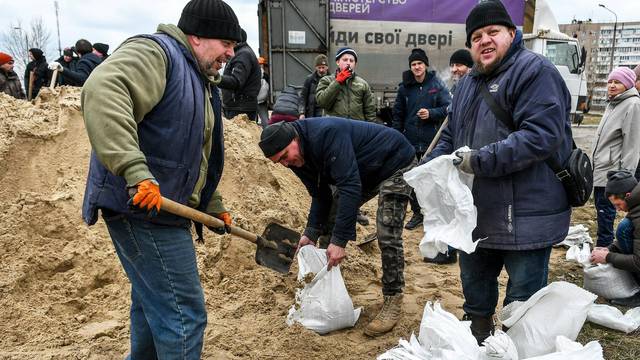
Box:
[0,88,569,359]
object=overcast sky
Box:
[1,0,637,60]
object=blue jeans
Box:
[104,213,206,360]
[616,218,635,254]
[594,186,616,247]
[459,246,552,317]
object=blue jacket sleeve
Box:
[392,85,406,132]
[62,58,95,86]
[472,63,568,177]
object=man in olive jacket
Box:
[81,0,240,357]
[315,47,376,121]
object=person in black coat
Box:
[24,48,50,99]
[298,54,329,118]
[49,39,102,86]
[219,29,261,122]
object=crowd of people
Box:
[2,0,640,357]
[0,39,110,100]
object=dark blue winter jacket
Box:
[425,30,573,250]
[392,70,451,153]
[63,52,102,86]
[290,117,415,247]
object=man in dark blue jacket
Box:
[392,48,451,233]
[49,39,102,86]
[422,0,573,344]
[259,118,415,337]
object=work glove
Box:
[194,211,233,244]
[209,211,232,235]
[48,61,63,71]
[335,67,353,84]
[127,179,162,217]
[453,150,477,174]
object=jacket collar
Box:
[402,69,434,86]
[608,87,640,105]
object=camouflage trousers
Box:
[319,159,416,296]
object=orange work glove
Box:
[208,211,232,235]
[127,179,162,217]
[335,67,352,84]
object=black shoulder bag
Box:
[478,85,593,207]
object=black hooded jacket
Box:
[24,48,50,98]
[219,42,261,112]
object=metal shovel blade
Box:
[255,223,299,274]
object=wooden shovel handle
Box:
[49,69,58,90]
[161,197,258,244]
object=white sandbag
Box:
[481,330,518,360]
[418,301,480,359]
[377,333,431,360]
[565,243,591,268]
[403,147,481,258]
[500,282,597,358]
[286,245,361,334]
[583,263,640,300]
[587,304,640,333]
[520,336,603,360]
[558,224,593,247]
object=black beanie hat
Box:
[450,49,473,67]
[93,43,109,56]
[240,29,247,43]
[178,0,242,42]
[408,48,429,66]
[465,0,515,47]
[605,170,638,195]
[259,122,297,158]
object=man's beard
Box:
[475,56,501,75]
[198,60,219,77]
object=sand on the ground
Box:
[0,88,574,359]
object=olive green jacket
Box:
[81,24,225,214]
[315,73,376,121]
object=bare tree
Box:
[2,18,52,78]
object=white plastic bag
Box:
[418,301,480,359]
[565,243,591,268]
[558,224,593,247]
[286,245,361,334]
[520,336,603,360]
[377,333,431,360]
[480,330,518,360]
[500,282,597,358]
[403,147,481,258]
[587,304,640,333]
[583,263,640,300]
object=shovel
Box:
[161,197,298,274]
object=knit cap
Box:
[408,48,429,66]
[0,52,13,66]
[315,54,328,67]
[465,0,515,47]
[605,170,638,195]
[450,49,473,67]
[608,67,637,90]
[178,0,242,42]
[335,47,357,62]
[259,121,297,158]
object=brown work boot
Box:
[364,293,403,337]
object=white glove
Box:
[48,61,62,71]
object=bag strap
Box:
[478,84,575,181]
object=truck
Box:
[258,0,588,124]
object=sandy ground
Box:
[0,88,592,359]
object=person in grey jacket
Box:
[592,67,640,247]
